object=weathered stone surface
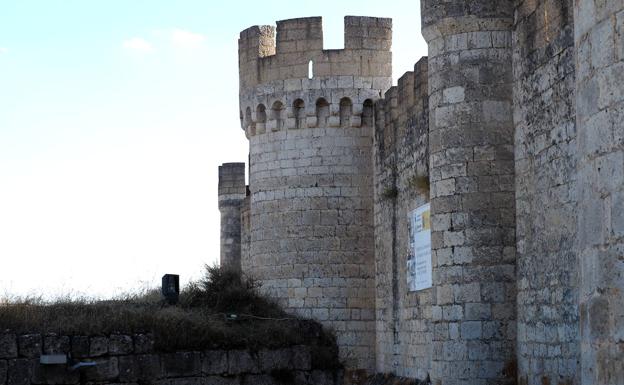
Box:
[203,377,240,385]
[290,346,312,371]
[162,352,201,378]
[70,336,89,358]
[83,357,119,382]
[31,361,79,385]
[42,335,69,355]
[0,336,17,359]
[258,349,290,371]
[7,359,30,385]
[202,351,228,375]
[513,2,580,384]
[89,336,108,357]
[372,58,432,380]
[575,2,624,385]
[421,2,517,384]
[118,354,161,382]
[0,360,7,385]
[17,335,41,359]
[227,351,259,375]
[157,377,239,385]
[133,334,154,354]
[108,335,133,355]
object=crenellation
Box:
[239,16,392,94]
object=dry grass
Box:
[0,266,335,352]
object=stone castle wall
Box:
[373,58,431,379]
[513,1,579,384]
[575,1,624,383]
[220,3,624,384]
[0,333,341,385]
[421,1,518,384]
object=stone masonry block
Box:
[291,346,312,370]
[228,350,260,374]
[134,334,155,354]
[17,335,41,359]
[460,321,482,340]
[7,359,29,385]
[201,377,241,385]
[0,336,17,359]
[89,336,108,357]
[465,303,492,321]
[43,335,69,355]
[162,352,201,378]
[70,336,89,358]
[109,335,133,355]
[83,357,119,382]
[436,285,454,305]
[258,349,290,371]
[32,360,80,385]
[0,360,6,385]
[241,375,278,385]
[118,354,162,382]
[202,351,228,375]
[442,305,463,321]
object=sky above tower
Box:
[0,0,427,298]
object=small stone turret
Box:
[218,163,246,272]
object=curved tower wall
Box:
[575,2,624,383]
[238,16,392,371]
[421,1,517,384]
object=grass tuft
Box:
[0,265,335,352]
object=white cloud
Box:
[170,29,206,48]
[122,37,153,53]
[0,47,8,54]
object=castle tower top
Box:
[238,16,392,90]
[238,16,393,136]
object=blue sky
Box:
[0,0,427,298]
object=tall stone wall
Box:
[513,1,580,384]
[373,58,431,379]
[574,1,624,384]
[218,163,247,272]
[238,17,393,371]
[421,1,517,384]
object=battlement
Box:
[375,57,429,174]
[238,16,392,89]
[376,57,428,139]
[238,16,393,138]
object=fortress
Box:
[218,2,624,385]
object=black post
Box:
[161,274,179,305]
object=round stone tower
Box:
[421,1,516,384]
[238,16,392,371]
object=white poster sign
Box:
[407,203,432,291]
